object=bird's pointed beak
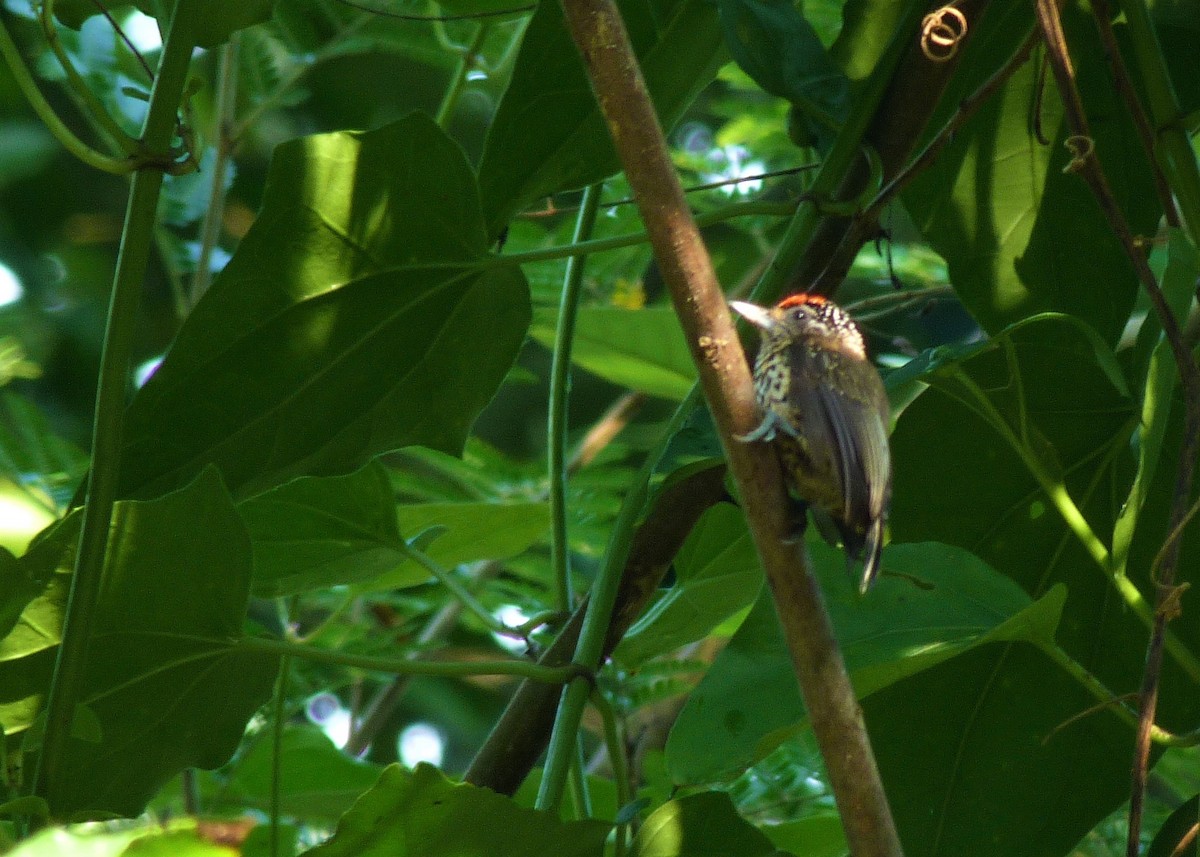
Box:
[729,300,775,331]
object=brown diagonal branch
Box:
[554,0,903,852]
[464,464,728,795]
[1087,0,1180,227]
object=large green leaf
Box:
[239,461,407,597]
[118,115,529,501]
[301,763,610,856]
[0,543,50,646]
[717,0,848,129]
[240,460,549,594]
[1148,794,1199,857]
[529,306,696,401]
[666,540,1064,783]
[1113,231,1198,572]
[902,2,1160,342]
[53,0,275,48]
[760,814,847,857]
[1150,0,1200,117]
[829,0,908,80]
[891,314,1135,655]
[477,0,726,234]
[866,643,1135,857]
[0,469,279,816]
[876,314,1200,856]
[616,503,761,667]
[0,516,81,736]
[634,792,777,857]
[223,725,383,822]
[364,500,550,591]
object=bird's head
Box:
[730,294,865,359]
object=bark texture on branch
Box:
[554,0,904,852]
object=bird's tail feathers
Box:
[858,516,885,594]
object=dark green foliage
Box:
[222,725,384,821]
[902,2,1160,342]
[304,764,610,856]
[477,0,727,234]
[1147,795,1200,857]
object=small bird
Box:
[730,294,891,592]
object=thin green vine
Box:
[486,200,795,269]
[940,367,1200,684]
[435,22,489,127]
[269,655,291,857]
[32,6,200,815]
[549,183,603,610]
[0,11,133,174]
[1038,642,1196,746]
[535,388,698,812]
[190,33,240,307]
[567,739,593,820]
[398,540,519,639]
[592,689,631,857]
[242,636,586,683]
[37,0,138,155]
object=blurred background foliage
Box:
[0,0,967,470]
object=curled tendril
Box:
[920,6,968,62]
[1156,582,1189,622]
[1062,134,1095,173]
